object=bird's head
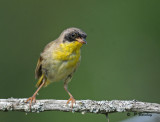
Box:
[60,27,87,45]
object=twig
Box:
[0,98,159,114]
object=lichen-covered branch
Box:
[0,98,160,114]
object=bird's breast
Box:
[54,42,82,69]
[48,41,82,81]
[53,41,82,61]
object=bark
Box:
[0,98,159,114]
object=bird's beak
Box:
[76,38,87,44]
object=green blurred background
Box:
[0,0,160,122]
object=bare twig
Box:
[0,98,159,114]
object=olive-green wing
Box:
[35,40,56,79]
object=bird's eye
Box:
[71,33,76,38]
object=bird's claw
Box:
[26,96,36,109]
[66,96,76,108]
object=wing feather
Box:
[35,40,57,79]
[35,56,43,79]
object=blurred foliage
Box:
[0,0,160,122]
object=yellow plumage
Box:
[54,41,82,66]
[36,74,50,87]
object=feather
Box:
[35,57,42,79]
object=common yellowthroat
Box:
[26,27,87,108]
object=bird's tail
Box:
[36,74,50,87]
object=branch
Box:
[0,98,159,114]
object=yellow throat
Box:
[53,41,83,62]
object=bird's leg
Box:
[64,81,76,108]
[26,81,45,109]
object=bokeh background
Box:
[0,0,160,122]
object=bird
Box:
[26,27,87,108]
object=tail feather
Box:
[36,74,50,87]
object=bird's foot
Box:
[66,96,76,108]
[26,95,36,110]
